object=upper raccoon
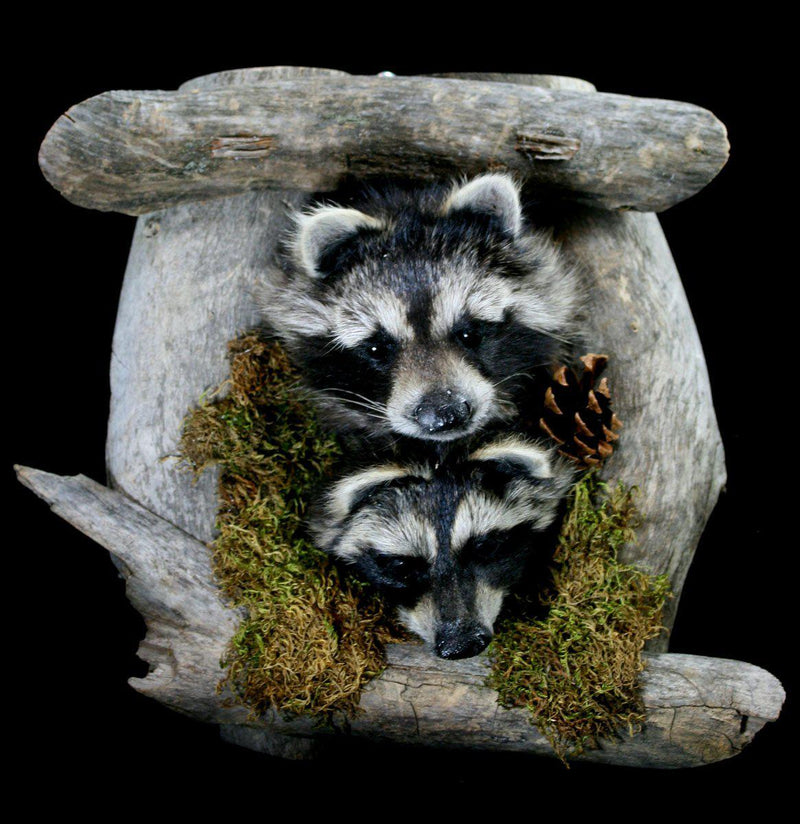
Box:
[309,434,575,660]
[259,173,582,448]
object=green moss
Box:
[180,334,670,750]
[179,334,406,720]
[486,473,672,762]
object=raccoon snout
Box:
[434,620,493,660]
[413,391,472,434]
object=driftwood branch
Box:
[15,465,785,768]
[38,69,728,217]
[14,464,244,724]
[351,645,784,769]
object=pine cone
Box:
[539,354,622,469]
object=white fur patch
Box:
[430,269,512,339]
[331,288,413,348]
[509,235,581,336]
[326,464,413,522]
[397,594,438,644]
[332,509,437,564]
[474,580,507,629]
[449,490,533,553]
[256,280,331,339]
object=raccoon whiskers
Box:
[311,388,391,421]
[495,395,518,412]
[320,336,347,357]
[492,371,537,389]
[314,387,389,413]
[284,377,311,396]
[492,398,518,424]
[531,326,573,346]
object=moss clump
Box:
[179,334,405,720]
[487,473,671,761]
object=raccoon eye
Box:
[359,331,397,366]
[376,554,413,578]
[370,551,427,588]
[453,318,491,350]
[463,533,506,563]
[459,329,481,348]
[462,531,527,565]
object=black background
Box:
[9,20,792,812]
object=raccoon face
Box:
[260,174,581,444]
[310,436,575,659]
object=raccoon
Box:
[259,173,582,451]
[309,435,575,659]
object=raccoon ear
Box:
[469,436,560,496]
[443,173,523,237]
[470,436,552,479]
[293,206,383,279]
[324,464,424,522]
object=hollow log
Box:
[38,69,728,217]
[102,69,725,646]
[19,67,783,767]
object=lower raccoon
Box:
[259,173,583,452]
[309,435,575,659]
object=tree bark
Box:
[38,69,728,217]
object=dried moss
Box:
[179,334,406,721]
[486,473,672,762]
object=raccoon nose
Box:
[413,391,471,433]
[434,620,492,660]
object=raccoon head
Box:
[259,173,581,444]
[310,436,575,659]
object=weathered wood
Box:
[38,71,728,216]
[14,464,243,723]
[348,644,784,769]
[179,65,352,90]
[100,68,732,746]
[558,208,727,639]
[106,189,306,543]
[21,67,776,767]
[14,466,785,768]
[428,72,597,92]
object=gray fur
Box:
[257,173,584,445]
[309,435,575,658]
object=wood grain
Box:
[38,71,728,216]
